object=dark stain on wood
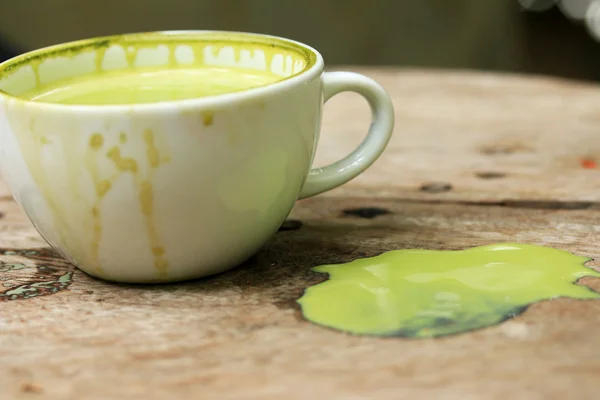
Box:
[480,144,531,155]
[20,383,43,394]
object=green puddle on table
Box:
[297,243,600,338]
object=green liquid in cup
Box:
[21,67,281,105]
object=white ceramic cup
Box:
[0,31,394,283]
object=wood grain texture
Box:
[2,69,600,399]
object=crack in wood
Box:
[392,198,596,210]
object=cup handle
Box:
[298,71,395,199]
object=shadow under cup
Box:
[0,32,325,283]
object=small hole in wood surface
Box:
[420,182,453,193]
[342,207,391,219]
[475,172,507,180]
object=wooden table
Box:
[2,68,600,399]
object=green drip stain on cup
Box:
[297,244,600,338]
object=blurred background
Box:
[2,0,600,81]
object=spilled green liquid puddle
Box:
[297,244,600,338]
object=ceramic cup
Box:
[0,31,394,283]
